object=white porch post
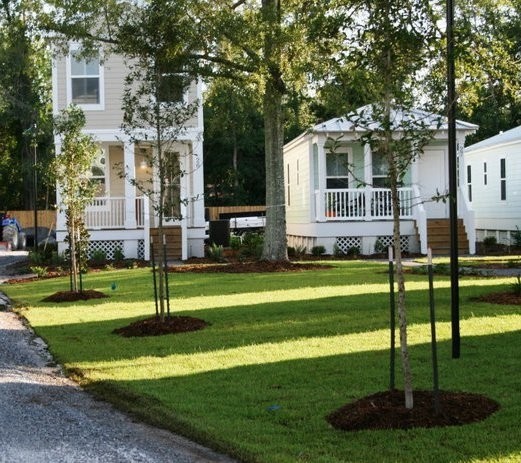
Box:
[123,141,137,229]
[364,144,372,221]
[191,139,205,229]
[316,138,326,221]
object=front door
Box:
[417,149,448,218]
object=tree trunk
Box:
[261,0,287,262]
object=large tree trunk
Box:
[261,0,287,262]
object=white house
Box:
[52,46,206,260]
[464,126,521,245]
[283,107,478,255]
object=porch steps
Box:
[150,227,182,260]
[426,219,469,255]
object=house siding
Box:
[285,139,311,224]
[465,143,521,234]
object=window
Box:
[500,158,506,200]
[158,74,188,104]
[467,165,472,202]
[372,151,390,188]
[163,152,181,219]
[326,147,352,188]
[67,47,104,109]
[90,149,106,196]
[483,162,487,185]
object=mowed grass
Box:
[4,261,521,463]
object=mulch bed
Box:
[42,290,109,303]
[471,292,521,305]
[113,315,209,337]
[169,260,333,273]
[327,389,500,431]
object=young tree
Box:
[52,105,98,292]
[118,3,199,322]
[349,0,438,409]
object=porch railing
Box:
[85,196,146,229]
[319,187,414,221]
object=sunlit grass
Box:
[4,262,521,463]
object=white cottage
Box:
[464,127,521,245]
[283,107,478,255]
[52,46,206,260]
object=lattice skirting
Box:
[88,240,124,260]
[376,235,410,252]
[137,239,145,260]
[335,236,362,254]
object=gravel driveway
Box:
[0,305,237,463]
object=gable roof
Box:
[465,125,521,153]
[313,105,477,134]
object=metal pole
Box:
[447,0,460,358]
[388,246,396,390]
[163,234,171,319]
[427,249,440,414]
[33,124,38,250]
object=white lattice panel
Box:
[137,240,145,260]
[335,236,361,254]
[377,235,409,252]
[88,240,124,260]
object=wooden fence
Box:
[206,206,266,221]
[6,210,57,230]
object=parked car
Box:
[0,213,26,250]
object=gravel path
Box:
[0,305,237,463]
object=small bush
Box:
[30,266,48,278]
[90,249,107,266]
[113,247,125,262]
[333,243,344,257]
[483,236,497,247]
[374,239,386,253]
[346,246,360,257]
[124,259,138,269]
[287,246,296,258]
[230,235,242,251]
[294,245,307,257]
[207,243,225,262]
[311,245,326,257]
[511,227,521,247]
[239,232,264,259]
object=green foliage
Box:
[346,246,361,257]
[483,236,498,247]
[90,249,107,266]
[238,232,264,259]
[229,235,242,251]
[311,245,325,257]
[113,247,125,262]
[511,227,521,247]
[333,243,344,257]
[374,239,386,253]
[29,265,48,278]
[207,243,225,263]
[511,275,521,296]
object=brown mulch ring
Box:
[471,292,521,305]
[169,260,334,273]
[41,289,109,303]
[113,315,209,337]
[327,389,500,431]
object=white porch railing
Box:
[318,187,414,221]
[85,197,146,229]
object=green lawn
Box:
[4,261,521,463]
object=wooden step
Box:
[424,218,469,255]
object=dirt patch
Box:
[471,292,521,305]
[169,260,333,273]
[327,389,499,431]
[41,290,109,303]
[113,316,209,337]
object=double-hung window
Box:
[500,158,506,200]
[67,47,104,109]
[326,146,352,188]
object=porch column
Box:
[316,140,326,221]
[191,138,205,229]
[364,144,372,221]
[123,141,137,229]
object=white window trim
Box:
[326,146,354,186]
[66,44,105,111]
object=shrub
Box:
[90,249,107,266]
[287,246,296,257]
[374,239,386,253]
[346,246,360,257]
[483,236,497,247]
[511,227,521,247]
[311,245,326,256]
[239,232,264,259]
[113,247,125,262]
[30,266,48,278]
[207,243,225,262]
[333,243,344,257]
[230,235,242,251]
[294,245,307,257]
